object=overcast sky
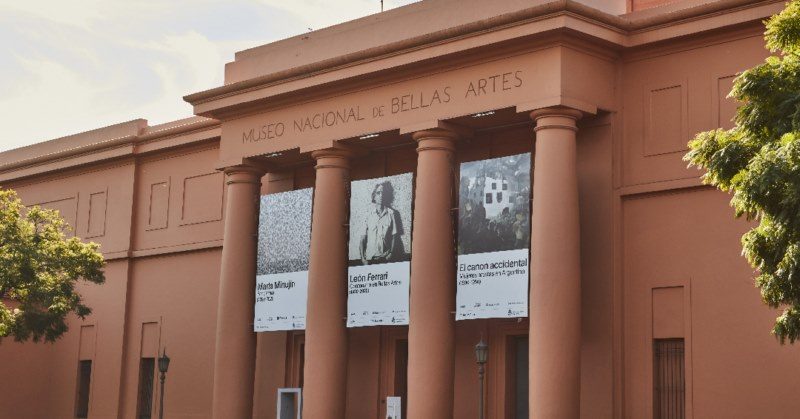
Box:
[0,0,419,152]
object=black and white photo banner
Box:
[347,173,413,327]
[254,188,313,331]
[456,153,531,320]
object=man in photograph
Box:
[358,181,405,265]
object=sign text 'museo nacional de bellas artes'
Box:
[218,47,615,165]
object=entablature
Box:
[185,0,782,119]
[202,40,616,169]
[184,0,781,170]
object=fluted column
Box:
[529,107,583,419]
[407,128,460,419]
[211,164,264,419]
[301,148,353,419]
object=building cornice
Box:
[183,0,781,120]
[0,117,221,184]
[183,1,623,105]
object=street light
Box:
[474,338,488,419]
[158,348,171,419]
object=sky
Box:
[0,0,420,152]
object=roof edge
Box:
[0,117,220,179]
[184,0,777,107]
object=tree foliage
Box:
[685,0,800,343]
[0,188,105,343]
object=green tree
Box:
[0,188,105,343]
[685,0,800,343]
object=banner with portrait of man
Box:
[456,153,531,320]
[254,188,313,332]
[347,173,413,327]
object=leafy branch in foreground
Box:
[685,0,800,343]
[0,188,105,343]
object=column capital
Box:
[412,128,461,153]
[530,107,583,132]
[223,164,265,185]
[412,127,462,142]
[311,147,358,171]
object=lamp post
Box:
[158,348,171,419]
[474,338,488,419]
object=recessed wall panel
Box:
[644,83,687,156]
[147,180,170,231]
[716,75,738,130]
[86,190,107,238]
[652,286,684,339]
[140,322,159,358]
[180,172,223,225]
[36,196,78,235]
[79,325,96,361]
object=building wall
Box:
[0,338,54,418]
[618,19,800,419]
[622,188,800,418]
[620,27,766,188]
[0,142,226,418]
[116,250,221,419]
[132,145,225,254]
[8,162,136,255]
[0,160,136,418]
[578,118,615,419]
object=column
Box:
[529,107,583,419]
[407,128,460,419]
[302,148,353,419]
[211,164,264,419]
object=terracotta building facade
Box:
[2,0,799,418]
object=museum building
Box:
[2,0,800,418]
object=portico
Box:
[187,14,612,415]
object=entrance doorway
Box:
[394,339,408,416]
[512,335,529,419]
[490,318,529,419]
[380,327,409,418]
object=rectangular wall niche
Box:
[79,324,96,361]
[85,190,107,238]
[180,172,223,226]
[37,196,78,235]
[716,75,738,130]
[644,82,688,157]
[147,180,170,231]
[140,322,159,358]
[652,286,684,340]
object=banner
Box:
[254,188,313,331]
[456,153,531,320]
[347,173,413,327]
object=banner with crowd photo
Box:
[456,153,531,320]
[254,188,313,332]
[347,173,413,327]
